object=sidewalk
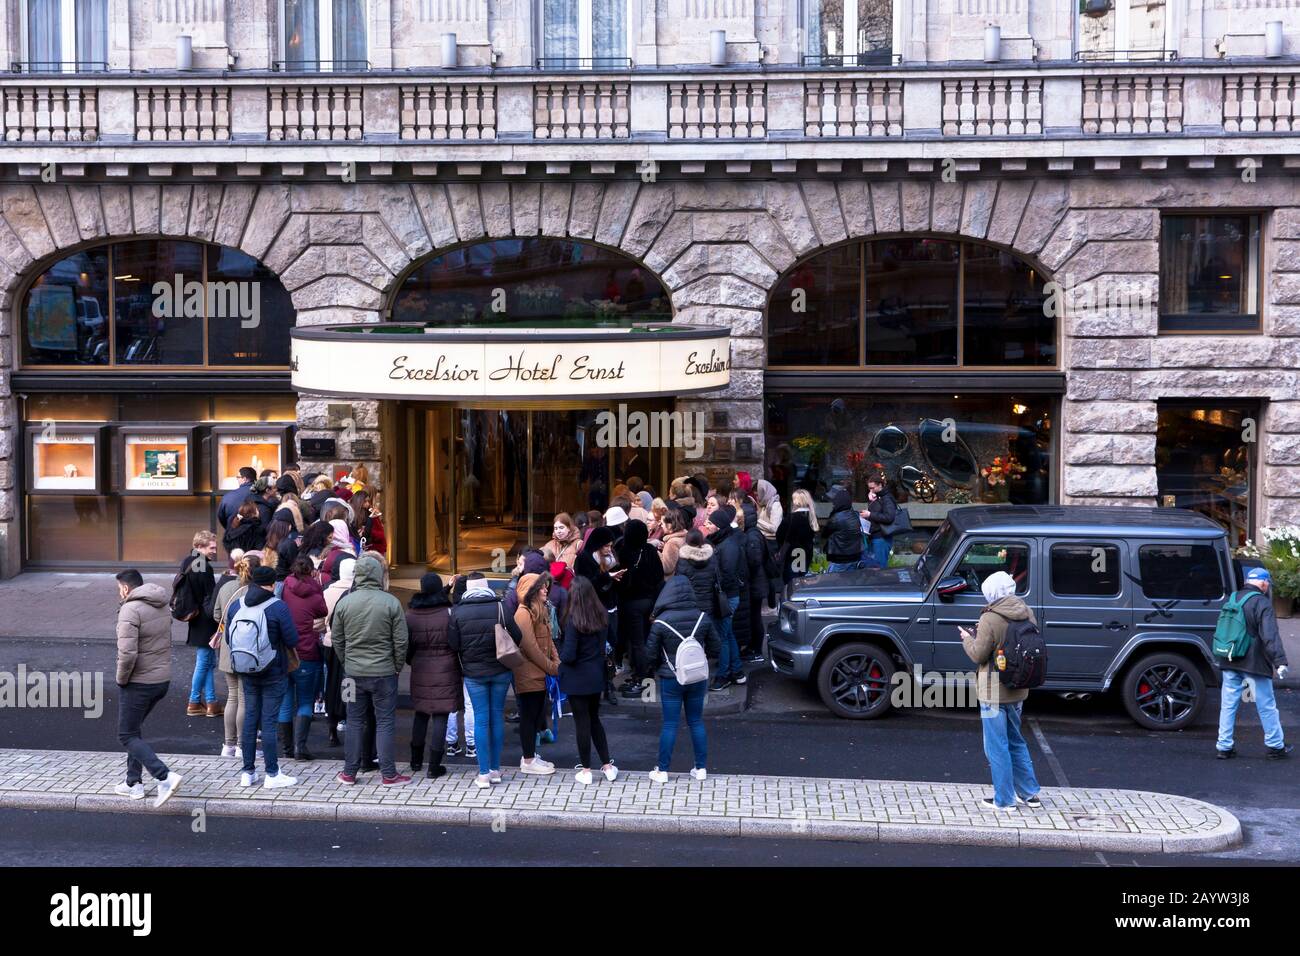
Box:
[0,748,1241,854]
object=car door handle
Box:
[1105,621,1128,631]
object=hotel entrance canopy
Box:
[290,321,731,401]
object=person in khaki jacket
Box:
[513,572,560,776]
[114,569,183,808]
[960,570,1042,814]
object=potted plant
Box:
[1240,529,1300,618]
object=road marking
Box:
[1029,717,1109,866]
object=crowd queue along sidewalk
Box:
[109,463,1289,814]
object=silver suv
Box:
[768,505,1239,730]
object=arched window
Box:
[767,238,1056,369]
[19,240,296,368]
[390,237,671,326]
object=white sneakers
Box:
[575,768,594,785]
[475,774,492,789]
[239,771,258,788]
[520,757,555,775]
[115,782,146,800]
[263,771,297,790]
[154,772,182,808]
[576,764,618,785]
[603,763,619,782]
[649,767,706,784]
[220,744,236,758]
[489,770,503,784]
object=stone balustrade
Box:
[268,85,364,140]
[0,67,1294,148]
[1224,74,1300,133]
[941,78,1043,136]
[135,86,231,141]
[1,86,98,141]
[667,81,766,139]
[533,81,630,139]
[1082,76,1183,134]
[804,79,903,137]
[400,83,497,139]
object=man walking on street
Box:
[114,569,183,808]
[333,551,412,785]
[1216,567,1292,760]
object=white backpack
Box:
[228,597,279,675]
[659,613,710,686]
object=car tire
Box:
[1120,651,1205,731]
[817,643,896,720]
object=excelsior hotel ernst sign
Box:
[290,325,731,400]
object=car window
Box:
[1051,543,1121,597]
[1138,543,1224,600]
[952,541,1030,595]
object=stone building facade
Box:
[2,0,1300,573]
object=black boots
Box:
[410,742,423,773]
[293,715,314,761]
[278,721,295,760]
[426,743,446,779]
[328,722,340,747]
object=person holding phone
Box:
[960,571,1042,813]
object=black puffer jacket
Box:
[824,489,863,563]
[708,523,747,598]
[741,501,769,601]
[616,519,664,606]
[406,596,463,715]
[674,541,720,618]
[864,490,898,540]
[646,577,719,680]
[448,588,521,679]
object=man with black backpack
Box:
[223,564,300,789]
[1215,567,1291,760]
[960,570,1043,813]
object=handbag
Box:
[494,602,524,669]
[713,579,733,619]
[880,506,913,537]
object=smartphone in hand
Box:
[957,625,974,640]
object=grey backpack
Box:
[228,598,279,675]
[659,613,710,686]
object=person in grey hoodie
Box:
[960,570,1041,813]
[114,569,183,808]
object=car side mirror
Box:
[937,576,968,602]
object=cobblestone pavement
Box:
[0,748,1241,853]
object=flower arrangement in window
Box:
[981,455,1026,502]
[792,434,828,462]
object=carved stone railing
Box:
[135,86,231,141]
[1224,74,1299,133]
[804,79,903,137]
[267,85,364,140]
[1082,76,1183,134]
[400,83,496,139]
[942,78,1042,136]
[1,86,98,141]
[533,81,630,139]
[667,81,766,139]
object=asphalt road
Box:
[2,636,1297,866]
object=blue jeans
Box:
[1218,669,1285,751]
[189,646,216,704]
[241,672,288,776]
[980,700,1040,808]
[826,559,863,573]
[464,672,513,775]
[864,535,891,569]
[715,595,742,679]
[658,677,708,771]
[280,659,324,721]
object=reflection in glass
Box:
[22,247,111,365]
[284,0,320,67]
[532,411,598,545]
[962,244,1054,366]
[392,238,671,328]
[869,424,908,458]
[114,240,205,365]
[28,495,120,562]
[207,247,296,365]
[1078,0,1167,60]
[918,418,978,486]
[121,497,213,562]
[1159,215,1260,332]
[768,243,859,365]
[542,0,579,63]
[456,410,528,572]
[864,239,959,366]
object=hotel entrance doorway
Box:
[387,400,672,574]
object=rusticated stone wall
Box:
[4,169,1300,574]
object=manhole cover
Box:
[1072,814,1124,831]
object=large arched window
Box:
[767,237,1056,369]
[390,238,671,327]
[19,240,296,368]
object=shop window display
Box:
[765,393,1054,512]
[1155,402,1255,546]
